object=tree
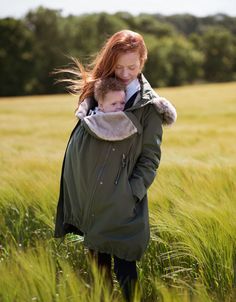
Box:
[96,13,129,45]
[200,27,236,82]
[0,18,34,96]
[163,14,199,36]
[61,13,129,66]
[24,6,68,94]
[145,36,204,87]
[135,14,176,37]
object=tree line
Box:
[1,6,236,96]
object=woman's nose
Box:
[121,68,129,78]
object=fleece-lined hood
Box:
[82,111,139,141]
[75,74,177,126]
[74,75,177,141]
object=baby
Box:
[90,78,126,114]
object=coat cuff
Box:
[129,177,147,202]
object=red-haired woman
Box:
[54,30,177,301]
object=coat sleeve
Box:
[129,105,163,202]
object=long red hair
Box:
[58,30,147,105]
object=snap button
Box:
[112,148,115,151]
[100,181,103,185]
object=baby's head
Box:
[94,78,126,113]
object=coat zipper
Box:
[114,153,127,185]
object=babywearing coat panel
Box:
[54,74,176,261]
[58,108,160,261]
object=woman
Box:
[54,30,177,301]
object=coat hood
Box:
[82,111,141,141]
[75,74,177,126]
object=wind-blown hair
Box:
[56,30,147,106]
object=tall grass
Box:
[0,82,236,301]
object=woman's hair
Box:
[94,78,126,102]
[57,30,147,105]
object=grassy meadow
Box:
[0,82,236,301]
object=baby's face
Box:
[99,90,125,113]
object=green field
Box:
[0,82,236,301]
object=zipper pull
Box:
[114,167,122,185]
[122,153,126,168]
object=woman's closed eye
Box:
[128,65,136,70]
[115,65,136,71]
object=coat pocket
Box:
[128,180,139,204]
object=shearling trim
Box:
[75,98,93,120]
[83,111,138,141]
[151,97,177,126]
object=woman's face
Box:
[114,52,141,86]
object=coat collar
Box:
[82,111,141,141]
[125,74,177,125]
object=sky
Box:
[1,0,236,18]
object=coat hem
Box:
[83,241,148,262]
[55,218,84,238]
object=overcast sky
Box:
[1,0,236,18]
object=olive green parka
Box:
[54,75,177,261]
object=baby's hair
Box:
[94,78,126,102]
